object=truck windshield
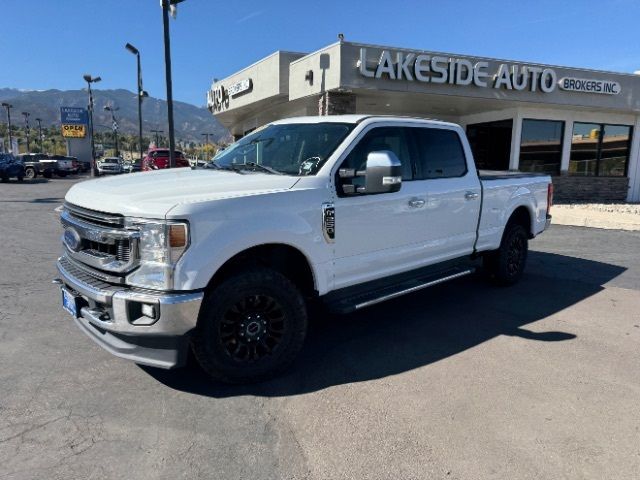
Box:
[210,122,355,176]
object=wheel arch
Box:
[204,243,318,298]
[506,205,534,238]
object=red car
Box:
[142,148,190,171]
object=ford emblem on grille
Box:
[64,227,82,252]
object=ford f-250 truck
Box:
[55,115,552,383]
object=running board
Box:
[324,265,475,314]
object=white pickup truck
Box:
[56,115,552,383]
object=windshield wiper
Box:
[241,162,283,175]
[205,162,244,174]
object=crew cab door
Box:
[330,124,481,291]
[331,125,431,289]
[408,126,481,261]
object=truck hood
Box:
[65,168,300,218]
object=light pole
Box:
[125,43,147,161]
[161,0,186,168]
[35,118,43,153]
[2,103,13,153]
[83,74,101,176]
[151,129,164,147]
[201,132,214,161]
[104,105,120,156]
[22,111,30,152]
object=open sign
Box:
[61,124,87,138]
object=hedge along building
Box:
[207,41,640,202]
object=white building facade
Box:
[208,41,640,202]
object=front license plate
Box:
[61,288,78,317]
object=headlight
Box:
[125,220,189,290]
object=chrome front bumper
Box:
[55,256,203,369]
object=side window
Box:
[340,127,413,180]
[413,128,467,179]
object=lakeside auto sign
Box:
[357,48,621,95]
[60,107,88,138]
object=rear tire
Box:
[192,268,308,384]
[484,223,528,286]
[25,167,37,180]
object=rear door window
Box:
[412,128,467,179]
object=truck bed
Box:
[479,170,548,180]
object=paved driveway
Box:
[1,177,639,479]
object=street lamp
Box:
[161,0,187,168]
[150,129,164,147]
[125,42,147,161]
[22,112,30,152]
[104,105,120,156]
[2,103,13,153]
[35,118,43,153]
[83,74,101,176]
[201,132,215,161]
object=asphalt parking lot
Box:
[1,177,639,480]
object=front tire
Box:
[484,223,528,286]
[192,268,308,384]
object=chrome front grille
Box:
[61,203,139,275]
[59,255,123,290]
[64,202,124,228]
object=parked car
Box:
[97,157,124,175]
[44,155,78,177]
[0,153,26,182]
[17,153,54,179]
[56,115,553,383]
[122,158,141,173]
[142,148,190,171]
[76,158,91,173]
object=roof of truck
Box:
[272,115,459,128]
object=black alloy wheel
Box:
[484,222,528,286]
[506,232,526,276]
[219,293,287,363]
[192,267,308,383]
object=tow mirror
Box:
[338,150,402,195]
[363,150,402,194]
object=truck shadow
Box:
[140,251,625,397]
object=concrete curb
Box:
[551,205,640,231]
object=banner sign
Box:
[60,107,88,138]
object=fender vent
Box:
[322,203,335,243]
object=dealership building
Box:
[208,40,640,202]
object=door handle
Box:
[464,191,479,200]
[408,198,426,208]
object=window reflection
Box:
[600,125,632,176]
[519,119,564,174]
[569,123,632,176]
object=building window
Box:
[519,119,564,175]
[569,123,633,176]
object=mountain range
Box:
[0,88,228,143]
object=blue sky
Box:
[2,0,639,106]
